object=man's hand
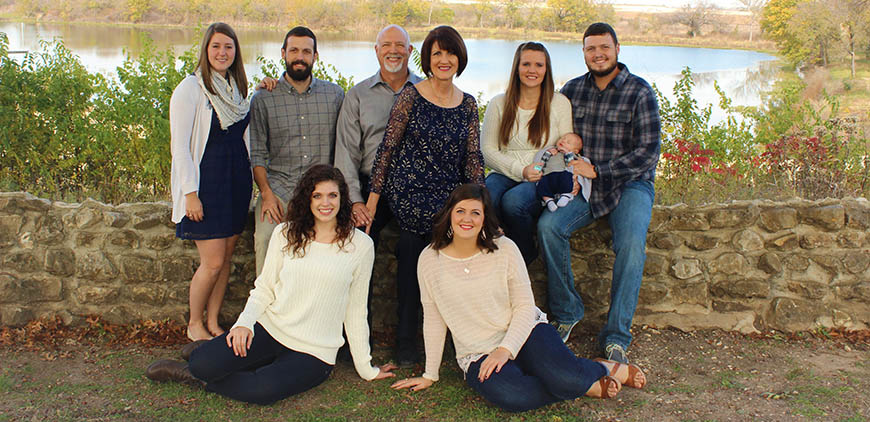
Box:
[260,190,284,224]
[352,202,373,228]
[570,159,597,179]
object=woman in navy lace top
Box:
[366,25,484,367]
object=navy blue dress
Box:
[369,85,485,236]
[176,110,253,240]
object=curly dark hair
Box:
[430,183,501,253]
[282,164,354,257]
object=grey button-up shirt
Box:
[334,70,422,203]
[250,75,345,201]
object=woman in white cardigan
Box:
[481,42,574,265]
[170,22,253,341]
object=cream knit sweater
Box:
[481,93,574,182]
[417,236,538,381]
[232,224,380,380]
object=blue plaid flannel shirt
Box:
[560,63,661,218]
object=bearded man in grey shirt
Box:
[250,26,345,275]
[334,24,422,366]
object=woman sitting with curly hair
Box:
[145,164,395,404]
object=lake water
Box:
[2,21,778,122]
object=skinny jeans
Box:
[188,323,333,405]
[465,323,607,412]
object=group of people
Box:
[148,20,660,412]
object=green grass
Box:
[0,373,12,393]
[713,371,744,390]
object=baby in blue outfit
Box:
[532,133,592,212]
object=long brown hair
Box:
[196,22,249,99]
[498,42,554,149]
[282,165,354,257]
[430,184,501,253]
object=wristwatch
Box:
[593,164,599,178]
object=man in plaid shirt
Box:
[250,26,345,276]
[539,22,661,364]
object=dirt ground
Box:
[1,322,868,422]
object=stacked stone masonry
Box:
[1,192,868,334]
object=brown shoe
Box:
[145,359,201,387]
[180,340,209,361]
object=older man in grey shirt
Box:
[251,26,344,275]
[334,24,421,366]
[335,24,421,244]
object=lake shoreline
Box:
[0,16,779,56]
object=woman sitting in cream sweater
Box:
[145,165,396,404]
[391,184,646,412]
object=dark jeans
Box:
[394,229,429,352]
[538,180,654,352]
[188,323,333,405]
[465,323,607,412]
[485,173,542,265]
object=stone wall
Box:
[1,192,868,334]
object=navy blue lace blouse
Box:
[370,85,485,235]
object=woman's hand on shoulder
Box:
[391,376,434,392]
[371,363,398,381]
[478,347,511,382]
[256,77,279,92]
[226,326,253,357]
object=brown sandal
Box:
[593,375,621,399]
[594,358,646,389]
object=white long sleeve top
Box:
[169,74,250,223]
[231,224,380,380]
[481,93,574,182]
[417,236,540,381]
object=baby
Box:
[532,132,592,212]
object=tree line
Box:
[761,0,870,75]
[9,0,615,34]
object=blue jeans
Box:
[485,172,542,265]
[537,180,654,352]
[188,323,333,405]
[465,323,607,412]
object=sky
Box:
[604,0,747,9]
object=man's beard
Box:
[382,55,405,73]
[286,59,312,81]
[588,59,617,78]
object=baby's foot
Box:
[556,194,572,207]
[545,199,558,212]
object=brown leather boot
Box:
[180,340,209,361]
[145,359,202,387]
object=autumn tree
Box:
[671,0,717,37]
[471,0,495,27]
[789,0,838,65]
[737,0,768,41]
[545,0,598,32]
[761,0,809,64]
[830,0,869,78]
